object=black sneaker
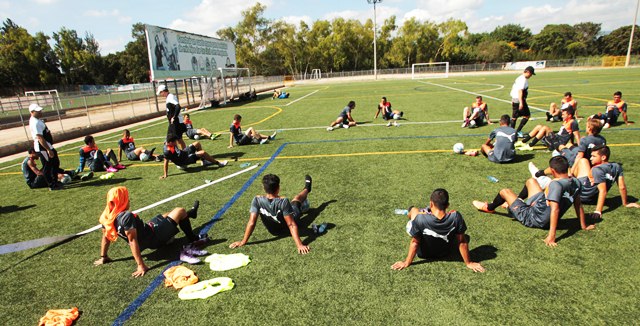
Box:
[155,154,164,162]
[187,200,199,219]
[148,147,156,157]
[304,175,312,193]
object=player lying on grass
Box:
[327,100,357,131]
[273,89,290,99]
[228,114,276,148]
[230,174,313,255]
[547,92,578,122]
[94,186,207,277]
[590,91,632,128]
[473,156,595,247]
[118,129,162,162]
[528,119,606,180]
[22,148,89,188]
[461,95,491,128]
[515,106,579,151]
[161,134,227,179]
[183,113,219,140]
[392,188,484,272]
[479,114,517,163]
[77,135,126,173]
[374,97,403,127]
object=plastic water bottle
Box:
[239,162,252,168]
[487,176,499,183]
[394,208,409,215]
[317,223,327,234]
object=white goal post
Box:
[411,62,449,79]
[199,67,252,108]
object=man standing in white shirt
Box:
[157,84,187,149]
[509,66,535,138]
[28,104,63,190]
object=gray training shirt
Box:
[579,162,623,202]
[546,177,582,219]
[406,210,467,258]
[488,126,517,162]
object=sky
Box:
[1,0,639,55]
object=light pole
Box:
[625,0,640,67]
[367,0,382,80]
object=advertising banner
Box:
[504,61,546,71]
[144,24,237,81]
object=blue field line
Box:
[111,143,287,325]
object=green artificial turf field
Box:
[1,67,639,325]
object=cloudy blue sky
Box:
[1,0,638,54]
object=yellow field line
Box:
[4,143,640,176]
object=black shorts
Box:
[383,111,394,120]
[186,128,198,139]
[146,214,180,249]
[508,192,549,228]
[512,101,531,118]
[126,150,139,161]
[236,134,252,146]
[168,123,187,138]
[27,175,49,189]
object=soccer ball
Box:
[301,199,310,213]
[193,134,201,140]
[61,174,72,184]
[139,153,149,161]
[393,113,401,120]
[468,120,477,128]
[453,143,465,154]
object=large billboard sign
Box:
[144,24,237,81]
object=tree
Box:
[118,23,150,83]
[489,24,532,50]
[436,19,469,63]
[573,22,602,55]
[475,40,515,63]
[531,24,577,58]
[601,25,640,55]
[384,18,438,67]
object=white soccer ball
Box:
[469,120,477,128]
[301,199,310,213]
[139,153,149,161]
[453,143,465,154]
[193,134,201,140]
[393,113,401,120]
[61,174,72,184]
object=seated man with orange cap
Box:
[93,186,207,277]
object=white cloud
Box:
[169,0,273,37]
[323,10,362,21]
[83,9,132,26]
[278,15,313,27]
[467,15,505,33]
[98,36,126,55]
[322,5,401,24]
[32,0,57,4]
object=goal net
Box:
[199,68,252,108]
[411,62,449,79]
[310,69,321,80]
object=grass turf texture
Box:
[1,67,640,324]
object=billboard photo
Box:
[144,24,237,81]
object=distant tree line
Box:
[1,2,638,92]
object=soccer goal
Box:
[310,69,321,80]
[199,67,252,108]
[411,62,449,79]
[24,89,65,130]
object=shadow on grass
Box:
[508,153,535,163]
[64,177,142,188]
[554,216,603,243]
[600,195,637,214]
[412,242,498,266]
[0,204,36,215]
[356,121,373,125]
[215,152,246,161]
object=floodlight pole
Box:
[626,0,640,67]
[367,0,382,80]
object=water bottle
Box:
[240,162,252,168]
[394,208,409,215]
[487,176,499,183]
[317,223,327,234]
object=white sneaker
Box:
[183,244,208,256]
[603,123,610,129]
[386,121,392,127]
[537,176,552,190]
[176,165,186,170]
[326,127,333,131]
[343,124,350,129]
[217,160,228,167]
[260,138,269,145]
[528,162,538,178]
[179,251,201,264]
[393,121,399,127]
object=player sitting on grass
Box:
[547,92,577,122]
[183,113,219,140]
[229,174,313,255]
[22,148,88,188]
[461,96,491,128]
[473,156,595,247]
[161,134,227,179]
[118,129,162,162]
[391,188,485,272]
[327,100,357,131]
[479,114,517,163]
[93,186,207,277]
[228,114,276,148]
[374,97,403,127]
[528,119,606,181]
[569,145,640,219]
[515,106,579,151]
[590,91,633,128]
[78,135,125,173]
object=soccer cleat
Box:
[202,159,214,167]
[179,251,201,265]
[518,144,534,151]
[106,167,118,173]
[473,200,495,214]
[155,155,164,162]
[217,160,228,167]
[260,138,269,145]
[210,133,220,140]
[528,162,539,178]
[305,174,312,192]
[114,164,126,170]
[183,244,208,256]
[514,140,525,148]
[386,121,392,127]
[191,233,210,247]
[517,131,524,138]
[176,165,186,170]
[399,111,404,117]
[187,200,199,219]
[80,172,94,181]
[269,131,277,140]
[393,121,399,127]
[326,126,333,131]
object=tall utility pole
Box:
[626,0,640,67]
[367,0,382,79]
